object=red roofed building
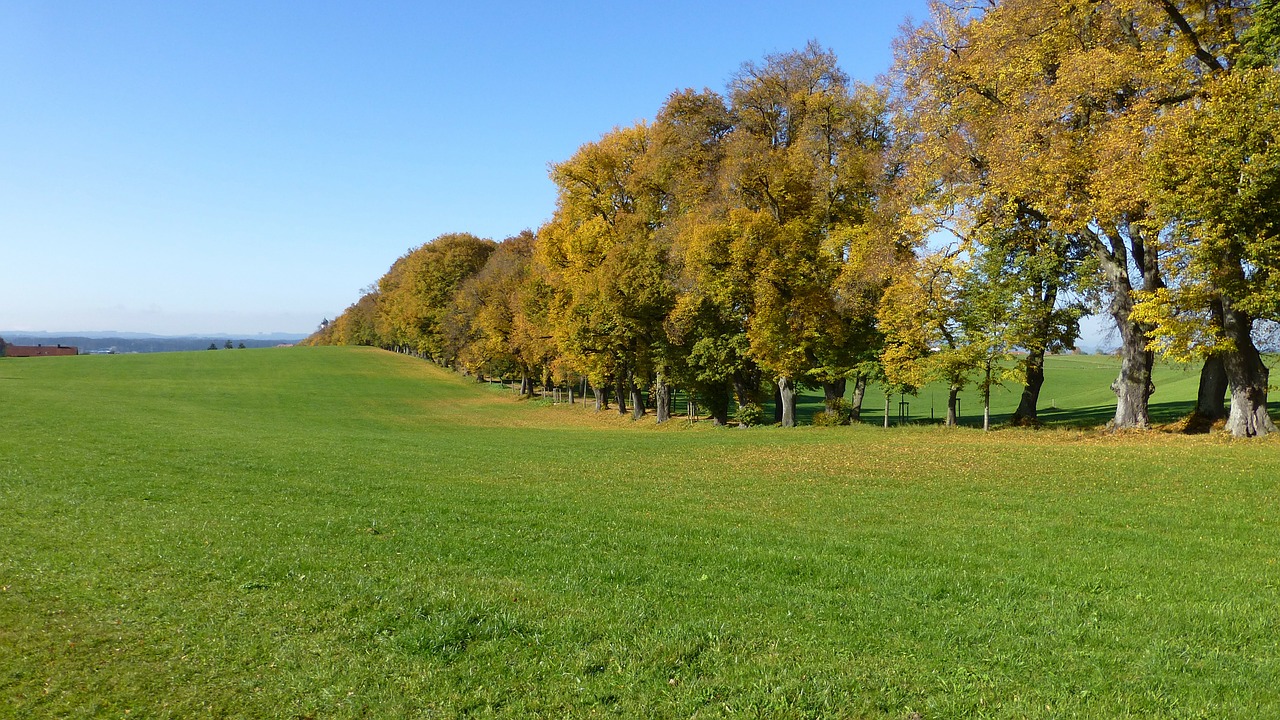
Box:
[0,338,78,357]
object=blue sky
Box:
[1,1,933,336]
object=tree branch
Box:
[1158,0,1226,72]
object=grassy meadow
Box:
[2,347,1279,718]
[764,353,1220,428]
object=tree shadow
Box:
[1033,401,1191,428]
[761,386,1280,430]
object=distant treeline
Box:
[4,336,293,354]
[309,2,1280,438]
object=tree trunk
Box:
[614,375,628,416]
[708,393,730,427]
[592,383,607,412]
[1110,323,1154,430]
[850,374,866,421]
[630,382,645,420]
[1104,273,1155,429]
[1011,347,1045,425]
[1221,304,1277,438]
[883,393,890,429]
[777,376,797,428]
[946,385,959,428]
[822,378,848,424]
[773,383,784,424]
[656,379,671,424]
[734,366,761,406]
[1195,354,1229,423]
[1094,226,1158,429]
[983,362,992,432]
[822,378,846,408]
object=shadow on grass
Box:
[846,399,1280,431]
[1034,401,1194,428]
[706,385,1279,431]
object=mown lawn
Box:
[780,353,1224,428]
[2,347,1278,718]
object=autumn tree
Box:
[540,123,675,418]
[375,233,496,363]
[372,254,414,353]
[806,85,898,420]
[892,0,1259,430]
[1140,61,1280,436]
[444,231,538,382]
[667,219,756,425]
[876,255,935,419]
[720,41,892,427]
[656,89,758,425]
[879,248,1013,429]
[330,288,381,347]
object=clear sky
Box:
[1,1,932,336]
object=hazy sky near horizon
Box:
[1,1,933,335]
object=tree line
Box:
[307,0,1280,438]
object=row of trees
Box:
[309,0,1280,438]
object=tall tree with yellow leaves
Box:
[719,41,894,427]
[540,123,675,418]
[375,233,497,362]
[651,88,753,424]
[1140,63,1280,436]
[444,231,539,383]
[893,0,1257,430]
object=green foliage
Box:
[1240,0,1280,69]
[811,398,851,427]
[733,401,764,427]
[1146,67,1280,328]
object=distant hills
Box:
[0,331,309,354]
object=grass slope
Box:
[2,347,1279,718]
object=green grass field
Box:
[3,347,1279,718]
[774,354,1223,428]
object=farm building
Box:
[0,338,78,357]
